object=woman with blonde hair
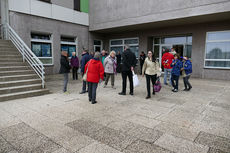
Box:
[103,51,117,89]
[142,51,160,99]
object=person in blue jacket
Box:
[181,56,192,91]
[171,54,183,92]
[80,50,92,94]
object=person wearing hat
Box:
[84,52,104,104]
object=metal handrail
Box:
[4,24,45,88]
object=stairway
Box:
[0,40,49,102]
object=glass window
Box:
[184,45,192,58]
[207,31,230,41]
[31,43,52,57]
[130,46,139,57]
[162,36,187,44]
[111,40,123,45]
[31,33,50,40]
[124,39,138,44]
[154,38,160,44]
[61,45,76,57]
[110,46,124,53]
[153,45,160,59]
[94,40,101,45]
[205,31,230,68]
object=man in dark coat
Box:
[59,51,71,93]
[119,44,137,95]
[116,51,122,73]
[139,51,146,75]
[80,50,92,94]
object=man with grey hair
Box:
[119,44,137,95]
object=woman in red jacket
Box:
[84,52,104,104]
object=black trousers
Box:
[81,74,88,92]
[72,67,78,80]
[140,63,144,75]
[146,74,157,96]
[183,75,192,89]
[121,70,133,94]
[88,82,98,102]
[171,74,179,90]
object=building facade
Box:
[89,0,230,80]
[1,0,230,80]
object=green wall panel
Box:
[80,0,89,13]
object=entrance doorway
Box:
[153,36,192,70]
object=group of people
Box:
[140,48,193,93]
[59,45,192,104]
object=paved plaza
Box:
[0,74,230,153]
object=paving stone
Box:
[154,122,199,141]
[107,120,137,133]
[77,141,122,153]
[31,139,61,153]
[124,139,173,153]
[66,119,105,137]
[210,102,230,110]
[157,109,202,127]
[194,131,230,152]
[51,148,73,153]
[208,148,228,153]
[90,126,137,151]
[157,97,186,105]
[126,125,163,143]
[57,132,95,152]
[155,134,209,153]
[0,109,22,130]
[125,114,161,129]
[0,122,38,144]
[10,132,53,153]
[0,136,17,153]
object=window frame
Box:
[204,30,230,69]
[31,33,53,66]
[109,37,139,57]
[39,0,51,3]
[61,36,78,58]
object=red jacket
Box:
[162,52,174,69]
[84,59,104,83]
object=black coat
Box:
[121,49,137,72]
[59,55,71,74]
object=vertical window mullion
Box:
[74,0,80,11]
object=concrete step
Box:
[0,66,31,71]
[0,62,27,66]
[0,51,20,55]
[0,47,17,50]
[0,84,42,95]
[0,74,38,82]
[0,89,49,102]
[0,55,22,59]
[0,79,41,88]
[0,70,35,76]
[0,58,23,62]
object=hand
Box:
[142,74,144,77]
[131,67,134,71]
[181,68,184,71]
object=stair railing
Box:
[4,23,45,88]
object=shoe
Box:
[146,96,151,99]
[79,91,86,94]
[89,99,91,102]
[183,88,188,91]
[118,92,126,95]
[64,91,69,94]
[92,101,97,104]
[112,86,116,89]
[152,92,155,95]
[187,87,192,91]
[172,89,175,92]
[173,89,178,92]
[103,85,107,88]
[129,92,133,95]
[86,90,88,92]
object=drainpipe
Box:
[1,0,9,39]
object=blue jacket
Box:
[81,53,92,73]
[183,60,192,75]
[171,59,182,76]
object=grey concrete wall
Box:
[51,0,74,9]
[89,0,230,31]
[91,20,230,80]
[9,11,89,74]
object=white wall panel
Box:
[8,0,89,26]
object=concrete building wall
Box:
[89,0,230,31]
[9,11,89,74]
[51,0,74,9]
[91,20,230,80]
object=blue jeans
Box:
[171,74,179,90]
[164,68,172,85]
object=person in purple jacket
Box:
[70,52,79,80]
